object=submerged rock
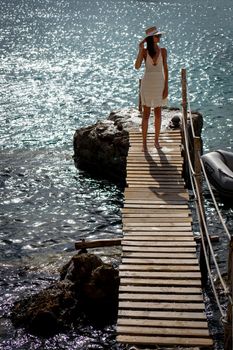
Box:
[73,107,203,184]
[11,253,120,336]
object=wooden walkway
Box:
[116,130,213,349]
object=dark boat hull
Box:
[201,150,233,198]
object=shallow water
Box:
[1,0,233,348]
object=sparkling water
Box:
[0,0,232,348]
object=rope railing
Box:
[181,69,232,331]
[181,85,231,306]
[186,75,231,242]
[182,69,231,245]
[199,154,231,241]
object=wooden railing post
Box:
[138,79,142,112]
[181,69,188,183]
[181,68,208,286]
[181,68,188,128]
[194,135,208,286]
[224,236,233,350]
[194,136,202,195]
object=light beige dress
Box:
[140,50,167,108]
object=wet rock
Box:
[11,280,76,336]
[73,118,129,185]
[82,264,120,324]
[10,253,119,336]
[60,252,103,284]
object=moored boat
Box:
[201,150,233,198]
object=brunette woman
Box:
[135,26,168,151]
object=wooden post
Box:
[194,136,202,195]
[193,135,208,286]
[181,69,188,183]
[138,79,142,112]
[181,68,188,128]
[75,238,122,250]
[224,235,233,350]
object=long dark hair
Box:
[146,36,156,58]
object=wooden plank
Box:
[127,167,183,171]
[119,271,201,279]
[119,285,202,294]
[124,226,192,231]
[124,187,186,192]
[124,222,191,227]
[117,335,213,347]
[123,230,193,235]
[118,300,205,312]
[118,301,204,311]
[122,240,196,247]
[127,186,184,193]
[122,252,197,259]
[126,183,185,189]
[119,264,199,272]
[127,156,183,160]
[118,309,206,320]
[123,217,192,223]
[118,293,203,302]
[128,148,181,152]
[117,317,207,329]
[75,238,121,250]
[127,172,183,177]
[122,246,196,253]
[124,200,188,205]
[117,325,209,337]
[120,278,201,287]
[123,204,189,209]
[124,192,188,199]
[123,235,194,241]
[122,211,190,217]
[121,258,199,265]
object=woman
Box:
[135,26,168,151]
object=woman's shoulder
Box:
[160,47,167,58]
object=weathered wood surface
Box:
[116,131,213,348]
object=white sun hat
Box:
[145,26,165,37]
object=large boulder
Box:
[11,253,120,336]
[73,119,129,185]
[73,107,203,184]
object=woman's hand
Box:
[139,39,146,51]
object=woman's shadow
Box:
[142,143,187,203]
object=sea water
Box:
[0,0,233,349]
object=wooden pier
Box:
[116,130,213,349]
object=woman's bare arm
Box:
[135,40,146,70]
[161,47,168,99]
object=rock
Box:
[11,253,119,336]
[11,280,76,336]
[73,107,203,184]
[82,264,120,324]
[60,252,103,285]
[73,118,129,185]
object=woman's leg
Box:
[154,107,162,149]
[142,105,151,151]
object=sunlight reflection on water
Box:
[1,0,233,348]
